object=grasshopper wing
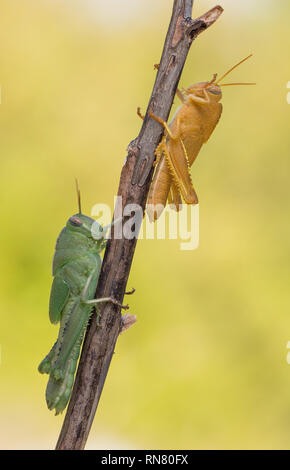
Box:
[49,277,70,324]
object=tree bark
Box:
[56,0,223,450]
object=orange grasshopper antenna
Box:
[75,178,82,214]
[220,82,256,87]
[216,54,253,85]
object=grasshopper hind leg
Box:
[46,338,82,415]
[50,268,99,381]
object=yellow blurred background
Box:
[1,0,290,449]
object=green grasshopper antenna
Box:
[75,178,82,215]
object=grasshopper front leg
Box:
[84,297,129,310]
[81,271,129,310]
[149,111,180,140]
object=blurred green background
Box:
[1,0,290,449]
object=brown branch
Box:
[56,0,223,450]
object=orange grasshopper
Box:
[139,55,255,222]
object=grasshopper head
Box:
[69,181,107,245]
[67,214,105,243]
[185,75,222,103]
[185,55,256,103]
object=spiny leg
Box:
[50,298,89,381]
[161,137,198,205]
[46,337,82,415]
[149,111,198,204]
[51,269,99,380]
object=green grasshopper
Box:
[38,183,133,415]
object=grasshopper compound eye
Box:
[69,216,83,226]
